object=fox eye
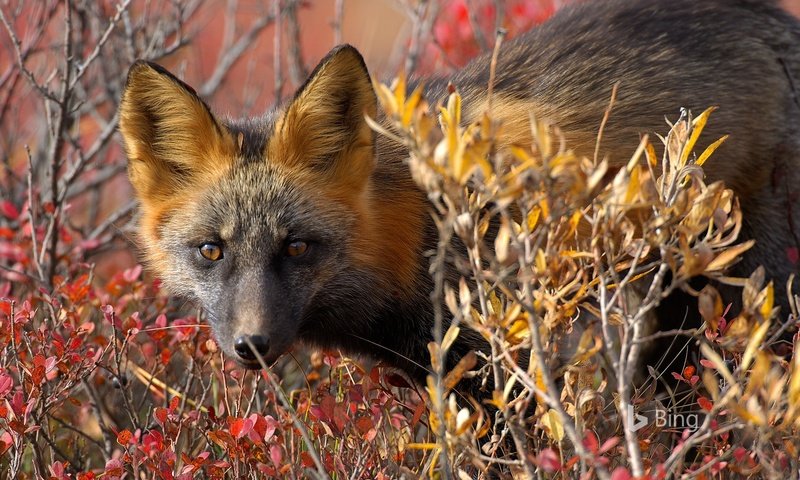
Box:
[199,243,223,261]
[285,240,309,257]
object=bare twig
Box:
[404,0,440,74]
[273,0,284,104]
[285,0,307,87]
[332,0,344,46]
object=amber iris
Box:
[199,243,223,261]
[285,240,308,257]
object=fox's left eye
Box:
[285,240,309,257]
[199,243,223,261]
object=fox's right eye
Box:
[199,243,223,261]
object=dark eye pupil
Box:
[200,243,222,261]
[286,241,308,257]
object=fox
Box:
[119,0,800,390]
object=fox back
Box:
[119,0,800,384]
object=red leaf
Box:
[318,395,334,421]
[154,407,168,426]
[697,396,714,412]
[384,373,411,389]
[699,359,716,369]
[0,373,13,397]
[582,430,598,453]
[208,430,235,451]
[599,436,620,454]
[0,201,19,220]
[269,444,283,466]
[31,365,45,386]
[230,417,254,439]
[117,429,132,445]
[411,401,427,428]
[733,447,748,463]
[123,264,142,283]
[610,467,632,480]
[355,416,373,435]
[536,448,561,472]
[300,451,315,468]
[104,458,124,477]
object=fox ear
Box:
[119,61,236,203]
[270,45,377,186]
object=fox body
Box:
[120,0,800,385]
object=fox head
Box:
[119,46,427,369]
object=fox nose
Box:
[234,335,270,361]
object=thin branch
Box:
[332,0,344,46]
[273,0,283,104]
[285,0,306,87]
[198,1,301,98]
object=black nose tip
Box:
[234,335,269,361]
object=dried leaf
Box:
[441,324,461,353]
[540,409,565,442]
[741,319,770,371]
[706,240,755,272]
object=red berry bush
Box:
[2,1,800,478]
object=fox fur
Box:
[119,0,800,388]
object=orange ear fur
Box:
[268,45,377,190]
[119,61,237,205]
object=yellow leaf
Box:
[696,135,728,167]
[507,318,530,344]
[527,206,541,231]
[444,351,477,391]
[760,281,774,320]
[706,240,755,272]
[626,135,648,173]
[535,248,547,274]
[681,106,717,165]
[540,409,565,442]
[540,198,550,219]
[703,369,720,402]
[441,324,461,353]
[570,328,602,364]
[392,73,406,110]
[491,389,506,409]
[374,81,398,117]
[510,145,531,163]
[402,85,423,128]
[741,319,770,372]
[495,220,511,263]
[488,286,502,317]
[624,164,641,204]
[568,210,582,236]
[407,443,440,451]
[426,374,440,410]
[645,140,658,168]
[789,341,800,404]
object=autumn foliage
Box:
[2,1,800,479]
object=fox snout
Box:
[224,311,296,368]
[232,334,271,366]
[209,269,303,369]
